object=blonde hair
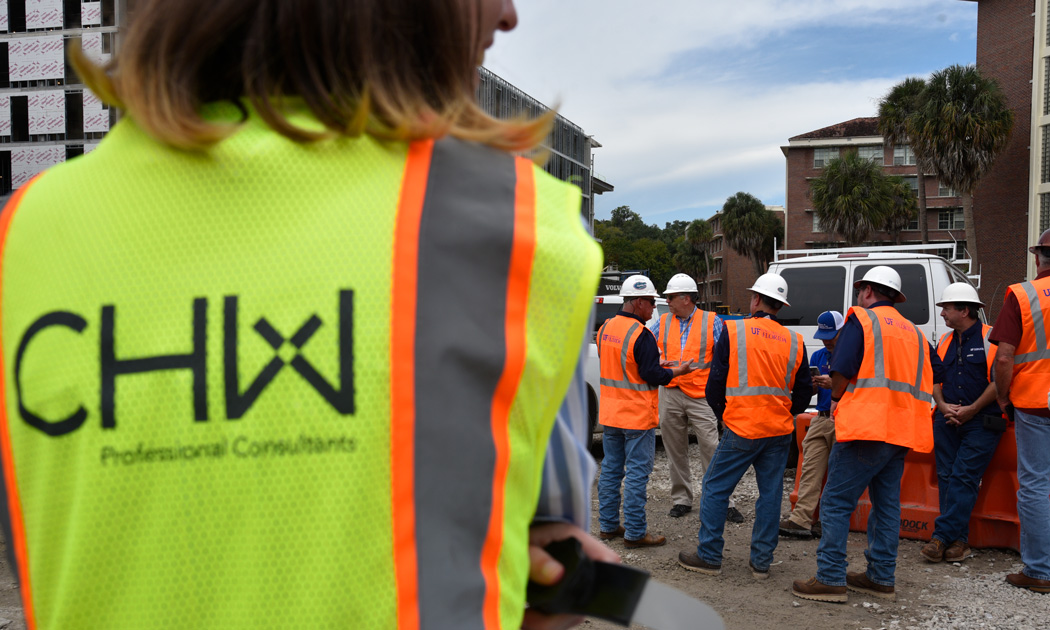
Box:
[72,0,553,152]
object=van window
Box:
[775,266,846,326]
[853,264,929,324]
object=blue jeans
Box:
[598,426,655,540]
[1015,409,1050,581]
[931,411,1002,545]
[816,440,907,587]
[696,428,791,572]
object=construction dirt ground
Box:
[0,438,1044,630]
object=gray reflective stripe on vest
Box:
[695,311,711,369]
[602,321,658,391]
[846,309,933,403]
[661,313,671,360]
[413,137,515,629]
[1015,282,1050,365]
[725,321,794,398]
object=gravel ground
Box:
[584,438,1048,630]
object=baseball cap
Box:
[814,310,844,340]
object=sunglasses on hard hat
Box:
[1029,245,1050,255]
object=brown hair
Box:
[72,0,553,151]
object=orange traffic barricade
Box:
[789,414,1022,552]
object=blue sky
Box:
[483,0,978,227]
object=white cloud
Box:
[483,0,977,222]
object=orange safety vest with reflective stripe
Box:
[656,310,715,398]
[835,306,934,452]
[936,324,996,382]
[1006,277,1050,408]
[597,315,660,430]
[722,317,804,439]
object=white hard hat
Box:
[854,266,907,303]
[619,275,659,298]
[747,273,791,307]
[937,282,984,307]
[664,273,698,295]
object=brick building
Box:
[963,0,1037,316]
[700,205,785,315]
[781,117,966,258]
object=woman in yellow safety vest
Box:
[0,1,615,628]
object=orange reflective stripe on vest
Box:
[1007,278,1050,408]
[836,306,934,452]
[936,324,995,382]
[598,315,659,430]
[721,318,802,439]
[657,310,715,397]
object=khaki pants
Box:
[788,412,836,528]
[659,386,734,508]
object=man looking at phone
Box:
[922,283,1001,563]
[780,310,844,539]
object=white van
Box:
[767,243,984,377]
[584,295,669,434]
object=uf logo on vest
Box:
[14,290,355,437]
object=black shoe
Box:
[726,507,744,523]
[668,504,692,518]
[811,521,822,538]
[778,517,813,539]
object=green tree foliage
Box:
[673,218,714,308]
[908,64,1014,265]
[884,175,919,245]
[594,206,675,290]
[878,77,933,243]
[720,192,782,276]
[810,152,906,246]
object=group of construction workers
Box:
[596,230,1050,602]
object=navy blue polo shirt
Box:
[609,310,674,386]
[830,301,944,384]
[937,320,999,414]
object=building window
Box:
[857,145,882,164]
[938,208,964,230]
[1045,58,1050,117]
[813,147,838,168]
[1041,193,1050,233]
[901,175,919,192]
[906,216,919,231]
[937,181,957,197]
[1043,125,1050,184]
[893,144,917,166]
[811,211,822,232]
[713,257,723,274]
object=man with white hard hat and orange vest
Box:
[921,282,1001,564]
[650,273,743,522]
[597,275,695,549]
[678,273,812,579]
[990,228,1050,594]
[794,265,942,603]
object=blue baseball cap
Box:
[814,310,844,340]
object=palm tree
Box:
[673,218,713,308]
[884,175,919,245]
[909,64,1014,265]
[878,77,933,243]
[720,192,782,276]
[809,152,895,246]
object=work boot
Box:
[678,551,721,575]
[846,571,896,601]
[726,506,744,523]
[1006,572,1050,594]
[920,538,946,562]
[944,540,970,562]
[598,525,625,540]
[791,577,847,603]
[624,532,667,549]
[749,560,769,580]
[779,517,813,539]
[668,504,692,518]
